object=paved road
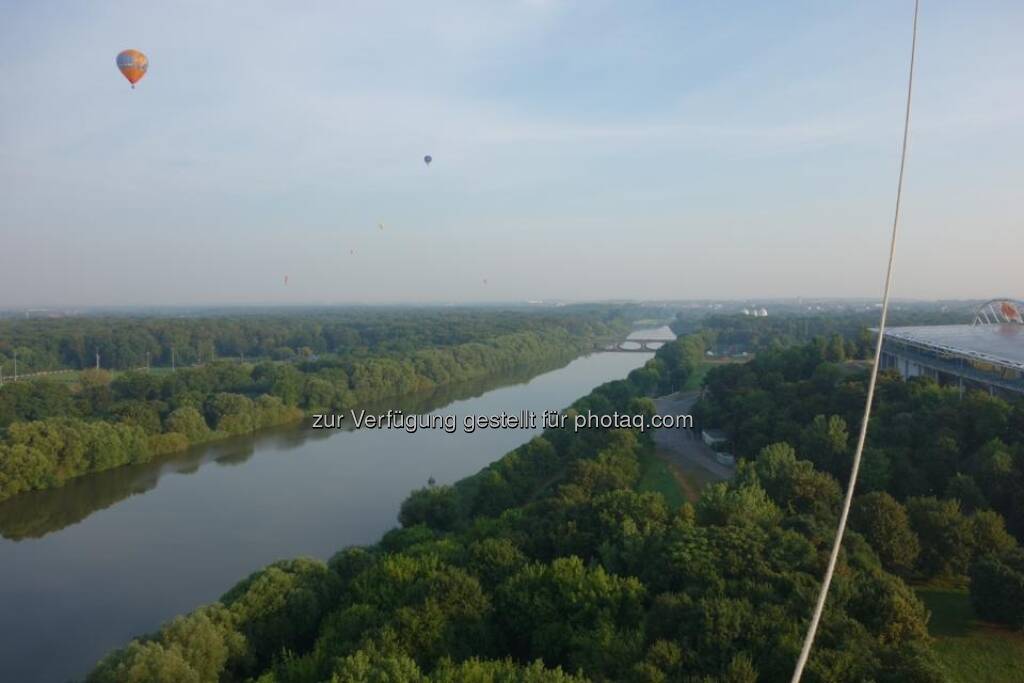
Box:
[652,391,734,481]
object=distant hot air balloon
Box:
[378,222,384,231]
[284,275,289,286]
[116,49,148,88]
[1001,301,1021,322]
[423,155,432,166]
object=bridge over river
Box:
[597,338,671,353]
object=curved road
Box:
[652,390,735,482]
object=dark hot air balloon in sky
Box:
[116,49,148,88]
[423,155,432,166]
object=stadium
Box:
[879,299,1024,397]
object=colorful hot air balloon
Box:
[423,155,432,166]
[116,49,148,88]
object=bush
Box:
[970,548,1024,629]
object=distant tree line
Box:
[0,308,625,374]
[683,308,970,356]
[696,341,1024,631]
[87,334,947,682]
[0,312,627,503]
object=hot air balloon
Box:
[284,275,289,286]
[423,155,432,166]
[1002,301,1022,322]
[378,222,384,231]
[116,49,148,88]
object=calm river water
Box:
[0,329,673,682]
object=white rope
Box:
[790,1,920,680]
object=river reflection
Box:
[0,357,573,542]
[0,338,665,683]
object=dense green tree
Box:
[799,414,849,474]
[496,556,645,678]
[906,497,973,578]
[399,485,461,532]
[695,482,782,528]
[851,492,920,576]
[164,406,213,443]
[970,547,1024,629]
[738,442,841,519]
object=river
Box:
[0,327,674,682]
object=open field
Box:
[637,449,689,508]
[2,364,215,387]
[916,588,1024,682]
[637,448,721,507]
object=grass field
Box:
[5,364,205,387]
[916,587,1024,682]
[637,449,718,507]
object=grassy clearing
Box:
[6,364,205,388]
[916,587,1024,682]
[636,449,717,508]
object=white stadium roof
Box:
[880,325,1024,372]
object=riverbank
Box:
[0,328,614,505]
[1,349,659,683]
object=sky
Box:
[1,0,1022,307]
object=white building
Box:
[701,429,727,447]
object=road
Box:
[652,391,735,482]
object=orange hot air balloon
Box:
[1001,301,1021,322]
[116,49,148,88]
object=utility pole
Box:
[146,352,150,371]
[95,349,100,370]
[171,347,176,371]
[13,350,17,381]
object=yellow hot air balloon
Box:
[116,49,148,88]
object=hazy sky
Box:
[1,1,1021,307]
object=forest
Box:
[0,310,627,503]
[695,340,1024,633]
[86,332,967,682]
[0,307,628,374]
[685,308,972,356]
